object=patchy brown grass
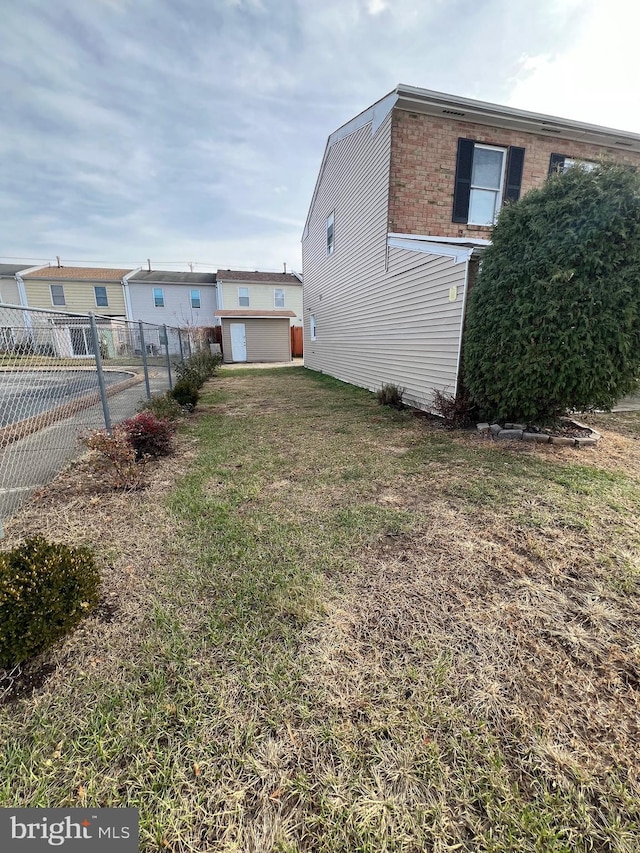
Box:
[1,368,639,851]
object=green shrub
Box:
[376,383,405,410]
[138,391,186,421]
[80,427,145,490]
[0,536,100,668]
[463,161,640,423]
[170,379,199,410]
[174,350,222,389]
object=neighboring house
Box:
[20,265,134,357]
[126,269,218,329]
[302,85,640,410]
[0,263,39,305]
[215,309,296,363]
[216,270,303,327]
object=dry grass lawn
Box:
[1,366,639,852]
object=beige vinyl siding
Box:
[302,107,470,410]
[23,280,126,315]
[221,318,291,363]
[0,278,21,305]
[220,283,302,322]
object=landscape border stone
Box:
[477,417,601,447]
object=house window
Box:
[190,289,201,308]
[153,287,164,307]
[549,154,597,174]
[238,287,249,307]
[94,286,108,307]
[50,284,66,306]
[453,139,525,226]
[310,313,317,341]
[326,211,335,255]
[274,288,285,308]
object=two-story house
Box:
[302,85,640,410]
[215,270,302,363]
[20,265,134,357]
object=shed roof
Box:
[23,266,133,281]
[129,270,216,284]
[216,270,301,285]
[215,310,296,319]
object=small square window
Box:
[326,211,335,256]
[153,287,164,308]
[190,289,201,309]
[94,286,108,307]
[310,313,317,341]
[50,284,65,306]
[274,288,285,308]
[238,287,249,307]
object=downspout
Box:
[122,267,142,320]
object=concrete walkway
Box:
[220,358,304,370]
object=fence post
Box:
[178,328,185,363]
[163,324,173,389]
[89,312,112,433]
[138,321,151,399]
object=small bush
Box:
[121,411,175,460]
[0,536,100,668]
[170,379,199,410]
[174,350,222,389]
[81,427,145,490]
[138,392,186,422]
[431,388,477,429]
[376,383,405,410]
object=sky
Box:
[2,0,638,274]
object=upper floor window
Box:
[153,287,164,308]
[238,287,249,307]
[453,139,524,227]
[50,284,65,306]
[94,286,108,307]
[274,288,285,308]
[310,313,317,340]
[190,289,201,308]
[326,211,335,255]
[549,154,597,174]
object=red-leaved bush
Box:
[121,411,175,460]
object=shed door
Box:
[230,323,247,362]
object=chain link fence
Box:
[0,303,218,535]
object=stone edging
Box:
[476,417,601,447]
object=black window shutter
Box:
[548,153,565,175]
[452,138,475,223]
[504,146,525,202]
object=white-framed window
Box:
[153,287,164,308]
[468,145,507,226]
[190,289,201,308]
[238,287,249,307]
[326,211,335,256]
[310,313,317,341]
[274,288,285,308]
[563,158,597,173]
[50,284,66,306]
[94,285,108,307]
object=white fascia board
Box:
[388,232,491,247]
[387,235,479,264]
[302,91,398,241]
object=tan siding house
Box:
[216,271,303,326]
[302,85,640,410]
[22,266,132,317]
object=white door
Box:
[230,323,247,362]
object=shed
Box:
[215,309,296,363]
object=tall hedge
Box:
[463,161,640,423]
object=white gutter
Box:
[387,235,481,264]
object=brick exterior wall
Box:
[388,109,640,239]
